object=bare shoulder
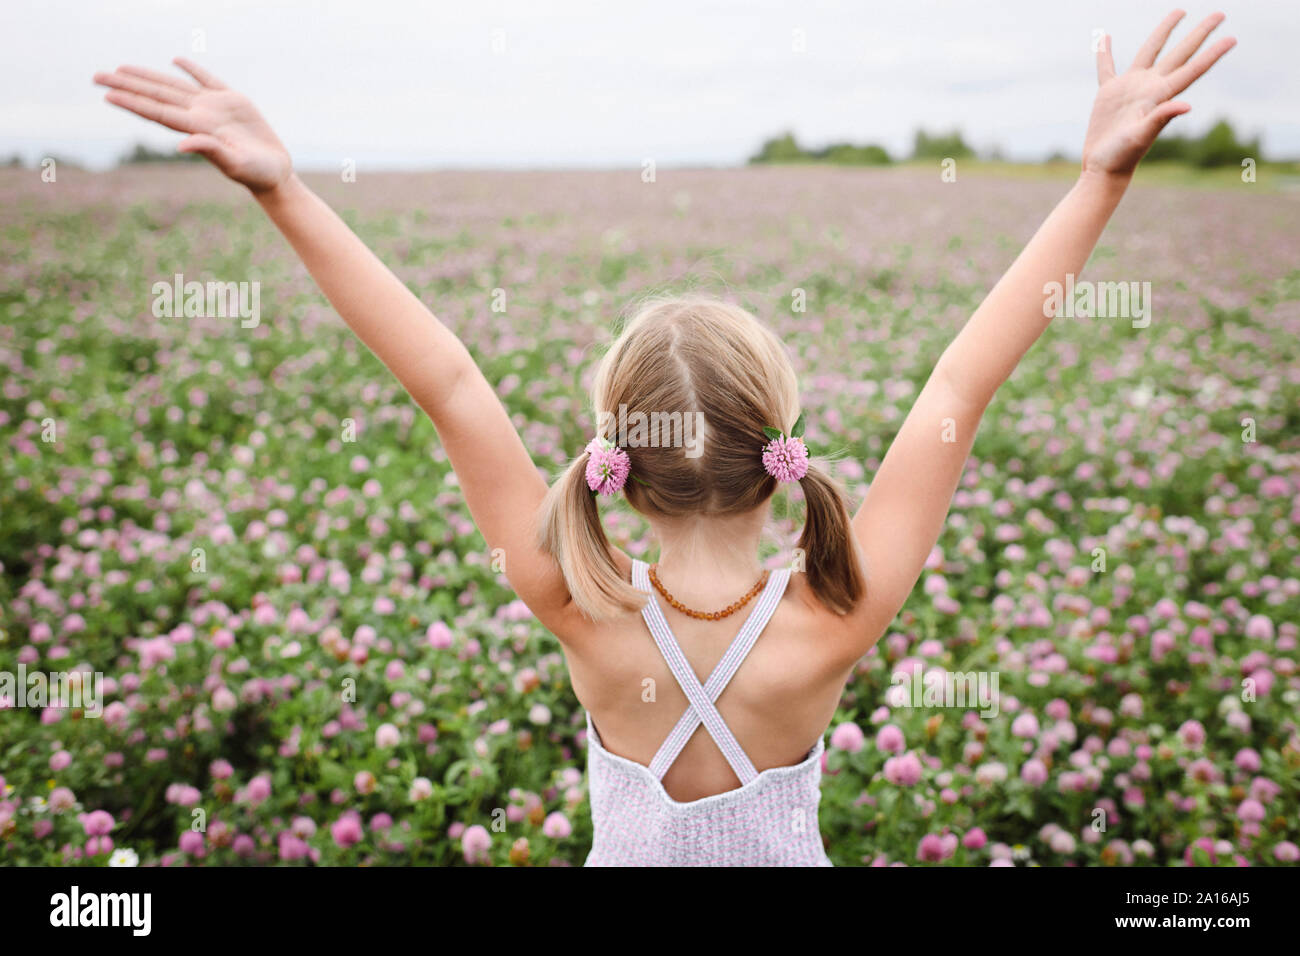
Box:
[532,544,637,647]
[782,568,888,672]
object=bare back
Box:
[561,553,866,803]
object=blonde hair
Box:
[538,295,865,620]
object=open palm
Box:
[94,58,292,192]
[1083,10,1236,177]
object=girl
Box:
[94,10,1234,866]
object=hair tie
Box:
[761,412,809,483]
[584,436,631,495]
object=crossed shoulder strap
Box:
[632,559,791,786]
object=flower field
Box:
[1,164,1297,866]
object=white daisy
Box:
[108,847,139,867]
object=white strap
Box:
[633,560,790,785]
[648,567,790,779]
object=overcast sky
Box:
[2,0,1295,169]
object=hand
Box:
[94,58,293,193]
[1081,10,1236,179]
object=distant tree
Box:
[1138,119,1259,167]
[812,142,892,165]
[912,129,974,160]
[1143,133,1195,162]
[1193,119,1260,168]
[2,154,24,168]
[749,119,1261,169]
[118,142,202,165]
[749,132,808,164]
[750,133,891,166]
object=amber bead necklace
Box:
[648,563,769,621]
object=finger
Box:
[172,57,227,90]
[1096,32,1117,84]
[1157,11,1226,73]
[1144,100,1191,138]
[118,64,199,94]
[178,133,235,167]
[93,70,191,106]
[1166,36,1236,96]
[1130,9,1186,69]
[102,90,197,133]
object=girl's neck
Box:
[650,511,768,608]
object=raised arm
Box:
[848,11,1235,648]
[94,59,583,632]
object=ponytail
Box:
[796,463,866,615]
[538,450,648,621]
